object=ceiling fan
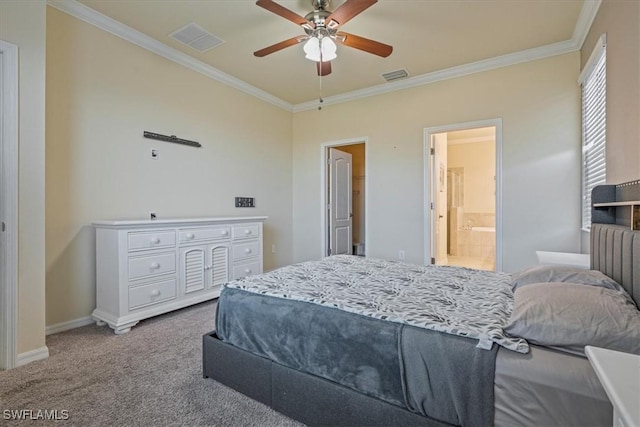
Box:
[254,0,393,76]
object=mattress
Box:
[494,345,611,427]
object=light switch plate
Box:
[235,197,255,208]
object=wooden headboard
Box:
[591,180,640,306]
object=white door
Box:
[0,49,5,370]
[181,247,206,294]
[431,133,448,264]
[328,148,352,256]
[0,41,18,370]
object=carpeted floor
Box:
[0,301,304,426]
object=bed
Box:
[203,206,640,426]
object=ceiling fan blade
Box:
[254,36,305,57]
[326,0,377,28]
[256,0,314,28]
[336,31,392,57]
[317,61,332,76]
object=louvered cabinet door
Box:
[180,247,206,294]
[208,244,230,290]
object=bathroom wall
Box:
[448,140,496,224]
[447,139,496,268]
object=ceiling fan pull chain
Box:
[318,51,324,111]
[318,75,323,110]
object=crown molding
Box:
[293,39,578,112]
[47,0,601,114]
[572,0,602,50]
[46,0,294,112]
[293,0,601,112]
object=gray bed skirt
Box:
[202,331,451,427]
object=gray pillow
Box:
[504,282,640,356]
[511,265,624,292]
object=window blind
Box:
[580,36,606,230]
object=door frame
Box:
[423,119,503,271]
[0,40,19,370]
[320,137,369,258]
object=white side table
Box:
[535,250,590,268]
[585,346,640,427]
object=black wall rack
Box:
[143,131,201,148]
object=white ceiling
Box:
[64,0,589,107]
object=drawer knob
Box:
[150,237,161,244]
[244,268,252,274]
[221,230,228,236]
[245,248,252,254]
[244,229,251,235]
[150,289,161,297]
[186,233,195,239]
[150,262,161,269]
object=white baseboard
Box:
[46,316,94,335]
[16,346,49,367]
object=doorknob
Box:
[438,215,444,219]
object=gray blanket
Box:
[225,255,527,353]
[217,287,497,427]
[402,324,498,425]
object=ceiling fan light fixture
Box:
[303,36,337,62]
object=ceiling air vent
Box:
[382,69,409,82]
[170,23,225,53]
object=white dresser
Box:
[92,216,267,334]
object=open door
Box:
[328,148,353,255]
[430,133,448,264]
[426,124,498,271]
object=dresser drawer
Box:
[128,278,176,310]
[179,226,231,243]
[232,261,261,280]
[232,223,260,240]
[128,252,176,281]
[232,241,260,261]
[128,230,176,251]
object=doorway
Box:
[321,138,367,257]
[424,120,502,271]
[0,40,19,370]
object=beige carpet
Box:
[0,301,303,426]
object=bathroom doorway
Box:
[424,120,502,271]
[321,139,367,257]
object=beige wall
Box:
[12,1,626,340]
[339,143,366,177]
[292,53,582,272]
[0,0,47,354]
[448,141,495,214]
[45,8,293,326]
[582,0,640,184]
[580,0,639,252]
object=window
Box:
[579,34,606,230]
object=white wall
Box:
[45,8,293,327]
[292,53,581,272]
[0,0,47,355]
